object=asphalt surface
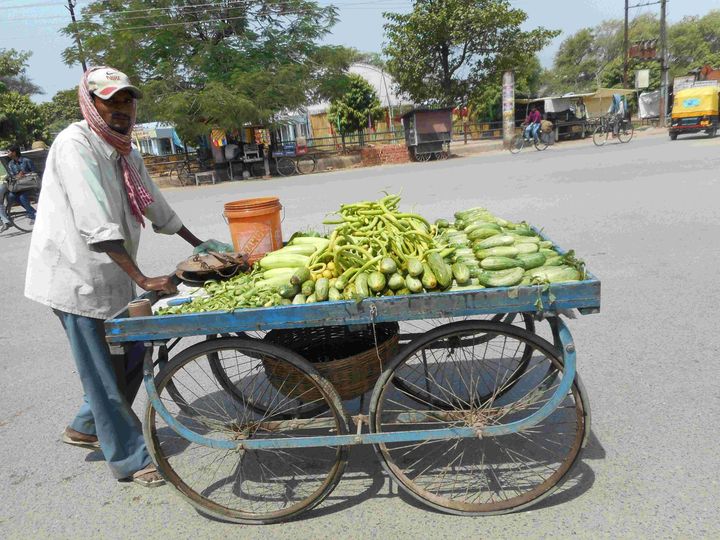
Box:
[1,132,719,538]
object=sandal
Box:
[130,465,165,488]
[62,427,100,450]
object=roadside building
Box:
[132,122,192,156]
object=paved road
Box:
[2,133,719,538]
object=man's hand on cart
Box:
[193,238,234,255]
[140,275,178,295]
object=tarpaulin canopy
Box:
[518,88,636,118]
[639,91,660,119]
[672,86,720,118]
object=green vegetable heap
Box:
[157,195,586,315]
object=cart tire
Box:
[592,125,608,147]
[275,157,296,177]
[145,338,349,524]
[393,313,535,408]
[250,162,266,178]
[164,336,326,418]
[509,134,525,154]
[370,320,587,515]
[296,155,317,174]
[617,121,634,143]
[669,132,678,141]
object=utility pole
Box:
[659,0,668,127]
[66,0,87,72]
[501,71,515,149]
[623,0,630,88]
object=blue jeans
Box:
[9,191,37,220]
[524,123,540,140]
[0,183,9,224]
[54,310,151,479]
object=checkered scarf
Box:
[79,67,153,226]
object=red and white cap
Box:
[86,68,142,100]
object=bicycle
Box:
[509,124,551,154]
[274,154,317,177]
[2,188,38,233]
[593,115,634,147]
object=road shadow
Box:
[0,228,29,239]
[672,133,717,141]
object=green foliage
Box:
[470,56,543,120]
[0,48,43,96]
[383,0,558,107]
[546,10,720,93]
[0,92,47,148]
[62,0,345,139]
[669,11,720,76]
[328,74,384,136]
[39,88,83,136]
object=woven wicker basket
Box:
[262,323,399,401]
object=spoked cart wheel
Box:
[144,338,349,524]
[296,155,317,175]
[394,313,535,408]
[274,157,296,177]
[203,336,328,418]
[370,319,588,515]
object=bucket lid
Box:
[224,197,281,211]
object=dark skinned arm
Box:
[94,240,177,294]
[95,225,204,294]
[176,225,203,249]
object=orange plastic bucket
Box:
[224,197,283,263]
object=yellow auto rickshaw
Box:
[669,85,720,140]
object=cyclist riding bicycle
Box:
[608,94,626,137]
[523,106,542,142]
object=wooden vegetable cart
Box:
[105,237,600,524]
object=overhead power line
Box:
[5,2,410,24]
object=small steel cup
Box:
[127,299,152,318]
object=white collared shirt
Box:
[25,121,183,319]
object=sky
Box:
[2,0,720,102]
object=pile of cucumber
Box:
[158,199,587,315]
[441,207,584,288]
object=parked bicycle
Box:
[509,124,551,154]
[273,154,317,177]
[593,115,634,147]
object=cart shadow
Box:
[392,427,605,516]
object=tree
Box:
[546,10,720,93]
[383,0,558,107]
[39,88,83,136]
[471,56,543,120]
[0,49,46,147]
[0,92,47,148]
[0,49,43,96]
[62,0,346,141]
[327,74,384,147]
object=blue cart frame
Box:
[106,251,600,523]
